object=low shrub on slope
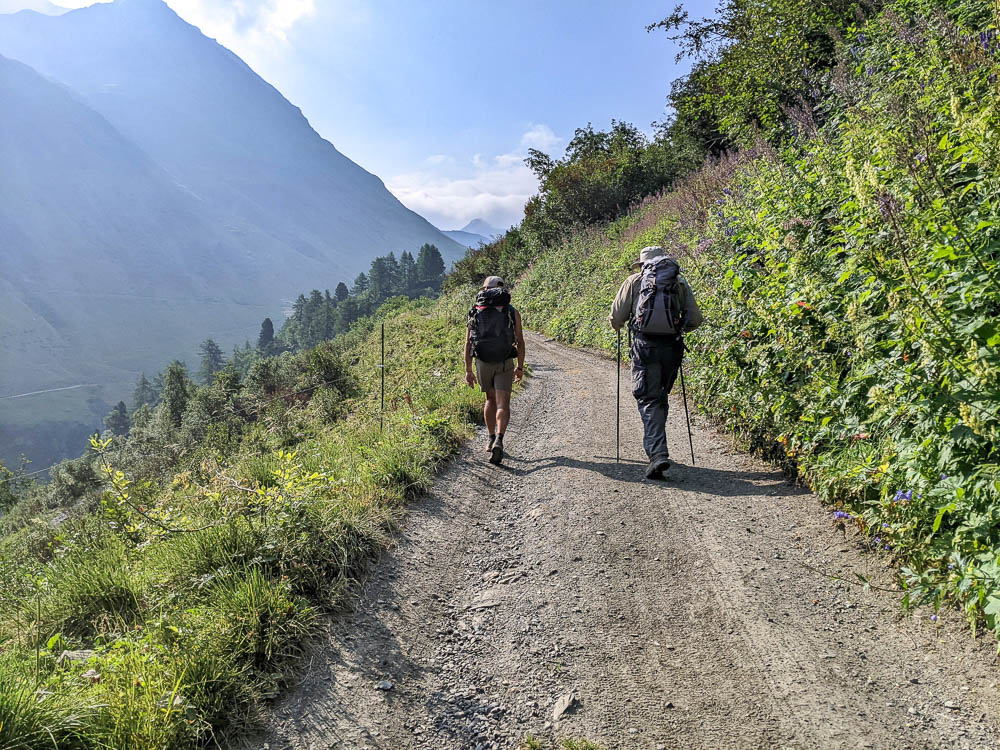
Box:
[509,1,1000,634]
[0,298,480,748]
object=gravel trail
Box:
[251,333,1000,750]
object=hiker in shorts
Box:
[465,276,525,465]
[609,246,703,479]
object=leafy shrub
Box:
[686,0,1000,626]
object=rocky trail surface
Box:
[249,334,1000,750]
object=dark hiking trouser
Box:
[631,333,684,460]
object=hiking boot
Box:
[489,435,504,465]
[486,434,496,454]
[645,456,671,479]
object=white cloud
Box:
[38,0,324,63]
[422,154,455,167]
[387,125,563,231]
[165,0,318,63]
[519,123,560,152]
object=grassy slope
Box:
[513,1,1000,636]
[0,296,483,749]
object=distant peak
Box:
[112,0,172,14]
[0,0,68,15]
[460,218,502,238]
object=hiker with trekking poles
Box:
[465,275,525,466]
[609,246,703,479]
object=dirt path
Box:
[251,333,1000,750]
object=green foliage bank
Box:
[465,0,1000,635]
[0,298,480,748]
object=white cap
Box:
[632,245,668,269]
[483,275,505,289]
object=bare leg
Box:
[495,389,512,435]
[483,390,498,435]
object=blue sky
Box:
[11,0,716,229]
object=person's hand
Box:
[514,366,524,382]
[465,370,476,388]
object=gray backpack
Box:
[632,257,686,335]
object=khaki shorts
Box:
[476,357,515,393]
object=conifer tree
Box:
[232,340,259,378]
[104,401,130,435]
[152,371,165,401]
[416,243,446,288]
[306,289,326,348]
[334,282,350,302]
[368,256,392,301]
[322,290,337,340]
[132,372,157,410]
[162,361,190,428]
[198,338,226,384]
[257,318,275,353]
[385,252,401,292]
[399,251,416,293]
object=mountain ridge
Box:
[443,229,490,248]
[0,0,463,466]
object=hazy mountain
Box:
[0,52,275,466]
[443,229,490,248]
[0,0,66,16]
[0,0,464,467]
[0,0,463,275]
[460,218,503,240]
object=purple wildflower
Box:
[877,193,901,220]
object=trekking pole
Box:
[380,322,385,434]
[616,329,621,463]
[679,362,695,466]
